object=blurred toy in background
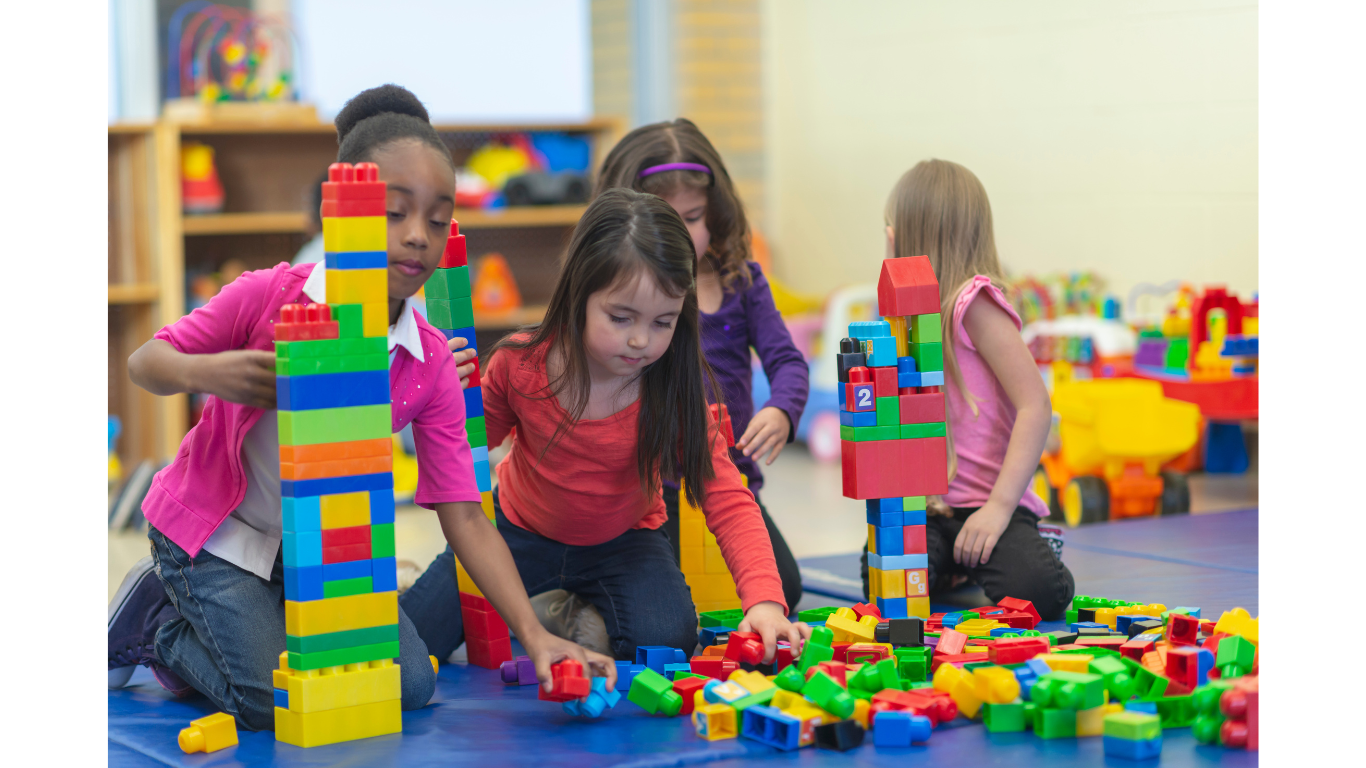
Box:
[470,254,523,315]
[460,133,591,208]
[109,416,123,489]
[181,142,225,214]
[166,2,296,104]
[186,258,249,313]
[1008,271,1129,391]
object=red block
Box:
[830,642,851,663]
[996,597,1042,629]
[1076,636,1127,652]
[461,591,493,612]
[710,403,735,448]
[1166,647,1201,689]
[988,637,1050,665]
[812,661,847,686]
[322,543,371,565]
[899,437,949,496]
[466,635,513,669]
[441,221,468,268]
[935,629,968,656]
[275,302,339,342]
[851,602,882,620]
[929,652,988,672]
[991,611,1035,630]
[322,162,385,200]
[899,392,946,424]
[848,366,871,383]
[845,383,875,412]
[462,605,510,640]
[724,631,764,664]
[690,657,739,680]
[903,525,927,555]
[1168,613,1201,646]
[878,256,940,317]
[538,660,592,702]
[774,644,794,672]
[872,367,899,398]
[321,525,370,548]
[320,198,386,217]
[674,676,708,715]
[1121,636,1156,661]
[846,643,891,665]
[872,688,958,727]
[467,355,482,389]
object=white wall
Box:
[763,0,1258,302]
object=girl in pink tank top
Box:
[874,159,1074,620]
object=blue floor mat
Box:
[110,509,1259,766]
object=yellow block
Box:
[285,591,397,637]
[326,268,387,305]
[853,698,872,729]
[455,556,483,597]
[479,491,495,521]
[1076,703,1121,737]
[772,689,805,711]
[1094,607,1118,628]
[826,610,877,643]
[681,546,704,574]
[907,596,931,618]
[693,703,738,740]
[275,699,401,747]
[703,546,729,574]
[1038,653,1094,673]
[933,661,964,693]
[320,492,370,529]
[955,619,1007,637]
[728,669,775,695]
[884,315,908,357]
[950,676,984,719]
[275,657,401,713]
[972,666,1020,704]
[179,712,237,754]
[867,524,879,555]
[906,569,928,598]
[322,216,386,252]
[695,598,743,613]
[361,302,388,337]
[680,519,706,547]
[876,567,905,599]
[703,529,719,548]
[678,487,704,520]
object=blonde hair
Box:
[884,159,1006,480]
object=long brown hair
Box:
[594,118,753,292]
[492,188,719,505]
[885,159,1006,479]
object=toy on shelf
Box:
[839,256,949,619]
[677,404,745,615]
[1033,379,1199,526]
[271,162,402,747]
[108,416,123,488]
[469,254,523,316]
[181,142,225,214]
[1011,272,1130,390]
[460,133,592,209]
[421,220,510,669]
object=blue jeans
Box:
[401,486,699,662]
[148,524,436,731]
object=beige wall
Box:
[762,0,1258,303]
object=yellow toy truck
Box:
[1033,379,1200,526]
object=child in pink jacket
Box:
[108,85,612,730]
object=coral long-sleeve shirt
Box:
[483,341,787,613]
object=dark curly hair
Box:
[334,84,454,170]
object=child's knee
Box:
[401,657,436,711]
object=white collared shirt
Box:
[202,262,421,580]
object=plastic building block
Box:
[973,666,1021,703]
[997,597,1041,629]
[324,249,387,270]
[846,382,875,412]
[742,705,802,750]
[276,370,389,412]
[275,699,401,747]
[1105,710,1162,741]
[982,701,1028,733]
[989,636,1050,664]
[693,702,738,740]
[672,676,707,716]
[840,409,878,427]
[628,667,683,715]
[723,632,764,664]
[1032,671,1105,710]
[635,646,688,674]
[501,656,538,686]
[877,256,939,317]
[690,657,740,680]
[813,720,866,751]
[539,660,592,703]
[285,591,397,639]
[1104,734,1163,760]
[179,712,237,753]
[278,405,391,447]
[886,617,925,648]
[274,303,340,342]
[802,671,856,718]
[910,313,941,343]
[1168,612,1201,646]
[273,656,400,714]
[872,710,933,746]
[563,676,621,718]
[872,366,899,398]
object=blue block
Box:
[903,508,927,526]
[1103,735,1162,760]
[1172,606,1201,619]
[474,460,491,492]
[864,336,897,368]
[1125,700,1159,714]
[447,326,477,351]
[897,356,917,374]
[1116,615,1159,634]
[282,472,394,498]
[564,676,619,717]
[699,626,735,647]
[1024,658,1053,677]
[276,370,390,411]
[370,490,396,524]
[848,320,891,339]
[323,559,371,582]
[1070,621,1109,632]
[867,509,904,527]
[742,705,802,751]
[875,525,904,556]
[847,383,875,412]
[872,711,932,746]
[284,564,324,601]
[1020,678,1036,701]
[838,385,846,408]
[635,646,683,674]
[941,612,965,629]
[1204,422,1249,473]
[840,409,878,427]
[471,445,489,463]
[919,370,945,387]
[464,386,484,418]
[867,553,927,570]
[282,530,322,568]
[1195,647,1215,686]
[991,627,1024,637]
[274,688,290,709]
[613,662,646,692]
[371,557,398,592]
[1013,665,1037,686]
[897,371,922,389]
[876,597,907,618]
[867,498,903,515]
[283,496,321,532]
[324,251,388,270]
[664,663,692,677]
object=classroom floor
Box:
[108,446,1258,766]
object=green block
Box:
[848,663,884,693]
[1215,635,1256,669]
[798,606,841,623]
[1089,656,1136,700]
[278,404,391,446]
[276,336,386,360]
[276,353,389,376]
[627,668,682,715]
[1153,694,1196,728]
[799,640,835,673]
[876,396,899,426]
[426,298,475,330]
[983,702,1028,733]
[1136,668,1170,699]
[323,576,374,599]
[903,496,926,511]
[1035,707,1077,739]
[841,425,900,442]
[699,608,746,628]
[673,671,707,682]
[963,660,997,672]
[1103,711,1162,741]
[371,523,396,559]
[895,655,927,683]
[1165,338,1189,369]
[332,304,363,338]
[900,422,947,439]
[775,665,807,692]
[730,688,776,711]
[803,672,855,719]
[424,266,471,299]
[286,624,399,654]
[1033,671,1105,710]
[288,640,400,671]
[1065,609,1079,624]
[850,688,873,701]
[910,313,942,343]
[909,342,943,372]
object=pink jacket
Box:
[143,262,480,557]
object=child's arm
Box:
[433,502,616,692]
[737,265,810,464]
[955,296,1052,568]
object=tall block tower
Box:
[839,256,948,619]
[677,403,744,614]
[421,221,511,669]
[271,161,402,747]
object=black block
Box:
[1077,608,1096,623]
[1129,620,1164,638]
[887,617,925,648]
[836,352,867,383]
[814,720,865,751]
[1044,630,1078,645]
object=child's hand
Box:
[446,336,478,389]
[954,501,1014,568]
[519,627,618,696]
[196,349,277,409]
[736,407,791,465]
[737,601,810,663]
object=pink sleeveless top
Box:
[942,276,1050,517]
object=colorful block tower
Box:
[840,256,949,619]
[272,161,401,747]
[422,221,511,669]
[678,404,743,614]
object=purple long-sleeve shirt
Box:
[672,261,809,492]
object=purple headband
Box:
[638,162,712,178]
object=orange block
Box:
[280,454,393,480]
[280,438,392,464]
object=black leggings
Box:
[860,505,1074,621]
[662,487,804,615]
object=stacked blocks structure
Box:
[841,256,948,619]
[421,220,511,669]
[273,161,401,747]
[677,403,745,614]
